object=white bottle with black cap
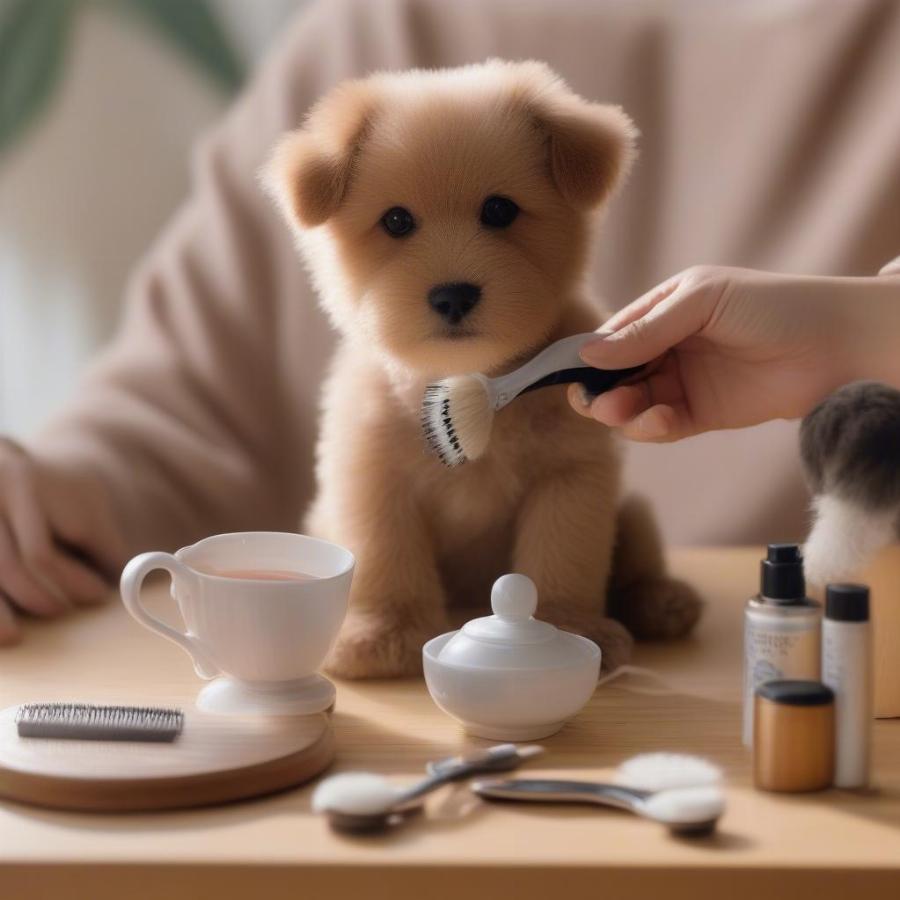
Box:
[822,583,872,789]
[743,544,821,746]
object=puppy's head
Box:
[263,61,636,376]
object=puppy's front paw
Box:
[540,607,634,673]
[611,576,703,640]
[324,611,446,679]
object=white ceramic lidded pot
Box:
[423,574,601,740]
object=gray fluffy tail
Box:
[800,381,900,584]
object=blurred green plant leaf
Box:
[0,0,244,155]
[0,0,76,155]
[118,0,244,92]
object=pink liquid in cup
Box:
[202,568,319,582]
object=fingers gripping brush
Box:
[422,333,642,466]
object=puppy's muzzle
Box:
[428,282,481,325]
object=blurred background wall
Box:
[0,0,307,437]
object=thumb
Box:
[580,285,712,369]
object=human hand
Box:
[0,439,125,643]
[568,265,895,441]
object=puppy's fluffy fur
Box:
[264,61,701,677]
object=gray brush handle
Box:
[472,778,649,814]
[396,745,531,806]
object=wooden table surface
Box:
[1,547,898,900]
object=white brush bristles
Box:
[641,786,725,826]
[422,374,493,466]
[312,773,398,815]
[615,753,725,829]
[803,493,898,586]
[615,753,723,792]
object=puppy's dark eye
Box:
[480,195,519,229]
[380,206,416,237]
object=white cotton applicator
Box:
[615,752,723,791]
[640,786,725,830]
[312,773,399,818]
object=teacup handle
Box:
[120,551,220,679]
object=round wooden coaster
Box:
[0,705,334,812]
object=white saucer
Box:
[196,674,336,716]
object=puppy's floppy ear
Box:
[262,80,377,228]
[532,96,638,210]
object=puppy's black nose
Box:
[428,282,481,325]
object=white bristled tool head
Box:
[312,772,398,816]
[421,334,598,467]
[615,752,723,791]
[616,752,725,833]
[640,786,726,829]
[422,374,494,467]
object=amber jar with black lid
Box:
[753,680,835,792]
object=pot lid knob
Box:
[491,574,538,622]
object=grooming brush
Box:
[472,752,725,837]
[15,702,184,742]
[312,742,544,833]
[422,332,642,466]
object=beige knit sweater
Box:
[33,0,900,555]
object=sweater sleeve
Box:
[30,0,388,556]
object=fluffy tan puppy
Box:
[264,60,700,677]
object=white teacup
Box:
[120,532,354,715]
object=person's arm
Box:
[30,11,325,554]
[568,264,900,441]
[0,0,395,639]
